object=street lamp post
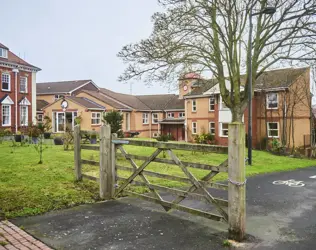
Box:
[248,5,276,165]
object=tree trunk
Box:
[231,106,244,123]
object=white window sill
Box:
[143,123,149,125]
[1,89,11,92]
[220,135,228,138]
[266,107,278,110]
[20,92,28,94]
[268,136,279,138]
[209,110,215,112]
[2,124,11,127]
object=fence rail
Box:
[74,124,246,241]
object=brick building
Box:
[182,67,313,148]
[0,42,40,132]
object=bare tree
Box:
[118,0,316,122]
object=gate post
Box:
[228,122,246,241]
[74,125,82,181]
[99,124,114,199]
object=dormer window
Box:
[0,48,8,58]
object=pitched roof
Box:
[80,90,131,110]
[0,42,40,71]
[100,88,185,111]
[254,67,309,90]
[100,88,149,110]
[37,80,93,95]
[37,99,49,111]
[136,94,184,110]
[185,67,309,97]
[67,96,105,110]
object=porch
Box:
[159,119,185,141]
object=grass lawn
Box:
[0,142,99,218]
[0,140,315,219]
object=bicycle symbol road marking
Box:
[272,179,305,187]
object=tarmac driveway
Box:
[12,166,316,250]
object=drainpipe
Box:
[12,68,19,133]
[150,112,152,138]
[185,99,188,142]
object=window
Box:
[91,112,101,125]
[2,105,11,126]
[1,73,10,91]
[209,96,215,111]
[54,95,63,101]
[192,122,197,134]
[20,76,27,93]
[267,93,278,109]
[142,113,149,124]
[192,100,197,112]
[179,112,185,118]
[0,48,8,58]
[209,122,215,135]
[267,122,279,138]
[20,106,28,126]
[152,113,158,124]
[37,114,43,123]
[220,123,229,137]
[153,132,158,138]
[167,112,175,118]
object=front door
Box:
[57,112,65,132]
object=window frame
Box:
[1,73,11,91]
[220,123,229,137]
[20,106,28,126]
[209,96,215,111]
[142,113,149,124]
[267,122,279,138]
[179,112,185,118]
[152,113,159,124]
[192,100,197,112]
[54,95,62,101]
[167,112,175,119]
[37,114,43,123]
[192,122,197,134]
[20,76,28,93]
[266,92,278,109]
[91,112,101,125]
[2,105,11,126]
[209,122,215,135]
[0,48,8,58]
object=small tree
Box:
[103,111,124,137]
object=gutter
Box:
[12,68,19,133]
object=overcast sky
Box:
[1,0,175,95]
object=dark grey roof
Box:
[37,80,92,95]
[81,90,131,110]
[100,88,184,111]
[100,88,150,110]
[159,118,185,124]
[67,96,105,110]
[37,99,49,111]
[185,67,309,96]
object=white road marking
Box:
[309,175,316,179]
[272,179,305,187]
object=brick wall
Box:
[0,67,33,132]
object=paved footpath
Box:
[0,220,52,250]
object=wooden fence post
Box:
[74,125,82,181]
[111,133,118,193]
[99,125,113,199]
[228,122,246,241]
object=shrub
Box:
[194,133,215,144]
[103,111,124,137]
[156,134,170,142]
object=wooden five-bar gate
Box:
[74,124,246,240]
